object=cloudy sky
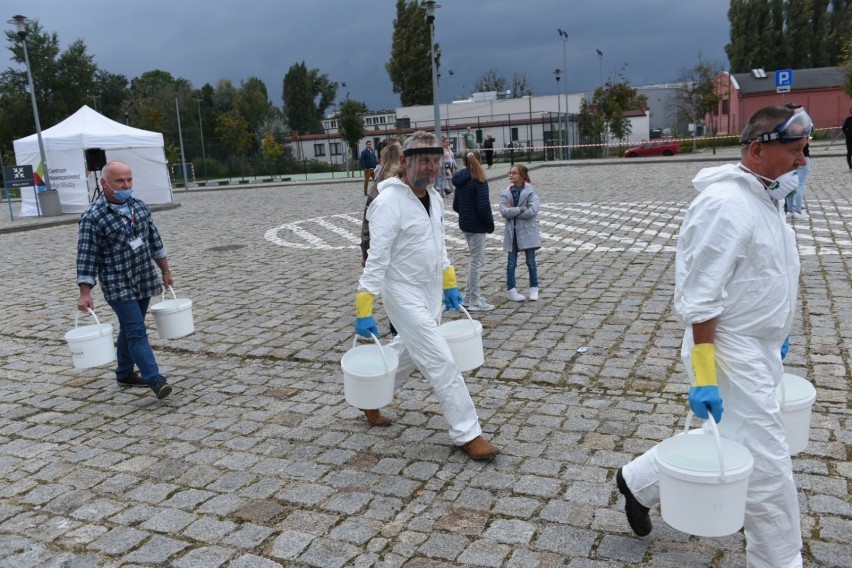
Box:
[9,0,731,111]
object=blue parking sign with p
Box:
[776,69,793,87]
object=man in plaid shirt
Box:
[76,161,174,399]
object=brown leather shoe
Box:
[363,409,391,427]
[460,436,500,460]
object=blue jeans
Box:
[507,239,538,290]
[107,297,164,386]
[785,157,810,213]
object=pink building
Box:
[710,66,851,136]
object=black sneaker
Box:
[616,467,652,537]
[116,371,147,387]
[152,380,173,400]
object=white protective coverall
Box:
[622,164,802,568]
[358,176,482,445]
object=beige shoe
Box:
[460,436,500,460]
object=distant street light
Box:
[194,98,207,180]
[124,110,129,125]
[558,29,570,158]
[424,1,442,142]
[553,68,562,160]
[596,49,604,86]
[8,15,51,193]
[175,97,189,190]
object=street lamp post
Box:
[558,29,569,159]
[596,49,604,86]
[124,111,129,125]
[553,69,562,160]
[8,15,51,194]
[194,98,207,180]
[424,1,442,142]
[175,97,189,190]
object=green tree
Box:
[671,55,724,150]
[338,99,368,164]
[475,69,507,93]
[237,77,273,132]
[93,70,129,123]
[387,0,435,106]
[0,20,98,145]
[282,62,336,134]
[126,69,194,152]
[842,40,852,95]
[578,69,646,156]
[727,0,850,72]
[260,131,284,177]
[216,110,252,179]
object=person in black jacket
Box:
[452,151,496,311]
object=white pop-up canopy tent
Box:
[13,105,173,216]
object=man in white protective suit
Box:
[615,105,811,568]
[353,131,500,461]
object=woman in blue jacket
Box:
[452,151,495,311]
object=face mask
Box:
[112,188,134,203]
[739,164,797,201]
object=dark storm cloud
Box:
[10,0,730,109]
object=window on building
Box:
[330,143,341,156]
[511,127,519,141]
[314,143,326,156]
[721,99,729,115]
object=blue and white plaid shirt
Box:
[76,196,168,302]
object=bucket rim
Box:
[64,323,113,340]
[777,373,817,410]
[656,434,754,483]
[341,343,399,379]
[151,298,193,313]
[438,318,482,341]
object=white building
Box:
[291,91,650,165]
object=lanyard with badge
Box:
[120,205,144,251]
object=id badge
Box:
[129,237,143,250]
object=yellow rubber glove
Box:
[688,343,723,422]
[691,343,717,386]
[355,292,378,338]
[355,292,374,318]
[442,266,462,310]
[442,266,458,289]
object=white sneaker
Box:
[466,299,495,312]
[792,211,809,220]
[528,287,539,301]
[507,288,526,302]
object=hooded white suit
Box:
[623,164,803,568]
[358,177,482,445]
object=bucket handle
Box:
[74,308,101,328]
[440,305,477,331]
[683,410,727,483]
[161,285,178,302]
[352,333,390,375]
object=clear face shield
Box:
[403,146,443,189]
[752,108,814,144]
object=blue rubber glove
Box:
[689,386,724,423]
[443,287,463,311]
[780,336,790,360]
[355,316,378,338]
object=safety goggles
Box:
[751,108,814,144]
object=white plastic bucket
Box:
[438,307,484,372]
[341,334,399,409]
[150,286,194,339]
[655,412,754,537]
[64,309,115,369]
[777,372,816,455]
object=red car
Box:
[624,139,681,158]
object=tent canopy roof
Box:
[13,105,164,153]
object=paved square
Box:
[1,149,849,566]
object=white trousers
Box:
[623,334,803,568]
[384,301,481,445]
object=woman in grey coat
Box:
[499,164,541,301]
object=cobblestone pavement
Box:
[0,149,849,567]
